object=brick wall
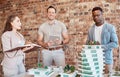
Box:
[0,0,120,75]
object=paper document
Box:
[5,44,41,52]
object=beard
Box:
[95,20,104,26]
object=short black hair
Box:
[92,7,103,12]
[47,6,56,13]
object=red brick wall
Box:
[0,0,120,75]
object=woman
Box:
[1,15,33,77]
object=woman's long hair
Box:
[3,15,17,33]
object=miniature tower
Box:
[78,45,104,77]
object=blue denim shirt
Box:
[87,22,118,64]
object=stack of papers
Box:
[5,44,41,53]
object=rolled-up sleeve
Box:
[1,33,11,52]
[38,26,43,36]
[61,23,67,33]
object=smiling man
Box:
[37,6,69,67]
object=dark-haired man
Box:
[37,6,69,67]
[86,7,118,77]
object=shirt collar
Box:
[47,19,57,25]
